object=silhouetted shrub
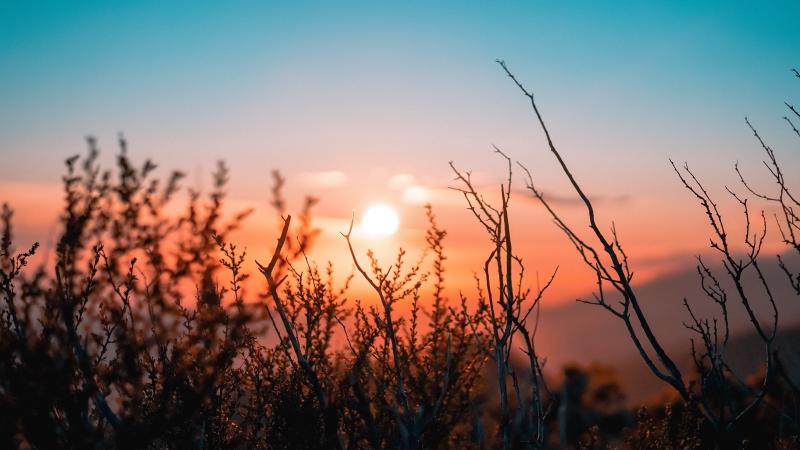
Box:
[2,65,799,449]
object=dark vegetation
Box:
[1,65,799,449]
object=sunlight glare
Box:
[362,204,399,236]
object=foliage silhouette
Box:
[1,66,799,449]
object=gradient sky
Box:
[1,1,799,302]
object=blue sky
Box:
[1,1,798,200]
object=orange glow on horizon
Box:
[0,174,788,311]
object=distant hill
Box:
[535,250,800,403]
[611,324,800,403]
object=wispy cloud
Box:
[299,170,348,189]
[387,173,415,190]
[401,186,430,204]
[512,189,631,207]
[396,180,631,208]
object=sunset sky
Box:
[1,1,799,303]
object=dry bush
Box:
[0,135,554,449]
[1,66,798,450]
[497,60,800,448]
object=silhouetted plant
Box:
[450,151,557,450]
[497,60,799,448]
[2,66,799,450]
[0,133,520,448]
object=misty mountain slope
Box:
[612,324,800,403]
[535,250,800,401]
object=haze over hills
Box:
[536,250,800,402]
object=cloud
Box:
[512,188,630,207]
[299,171,348,188]
[387,173,415,190]
[401,186,430,205]
[399,185,465,207]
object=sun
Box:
[361,204,399,236]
